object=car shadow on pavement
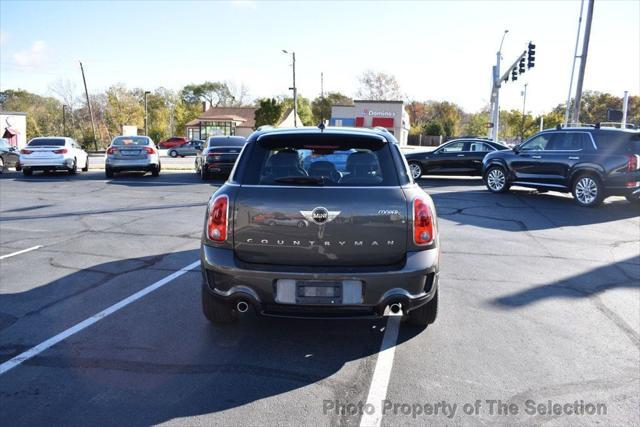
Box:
[0,250,427,425]
[431,188,640,231]
[490,255,640,309]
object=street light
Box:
[489,29,509,141]
[144,91,151,136]
[282,50,297,127]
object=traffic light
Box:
[519,58,526,74]
[511,68,518,81]
[527,42,536,69]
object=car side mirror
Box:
[9,146,17,152]
[513,145,521,154]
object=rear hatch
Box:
[232,132,408,267]
[206,146,243,164]
[22,138,66,160]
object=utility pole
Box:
[282,50,297,127]
[621,90,629,128]
[488,30,509,141]
[79,61,98,151]
[571,0,594,125]
[564,0,585,126]
[144,91,151,136]
[320,72,325,125]
[520,83,528,142]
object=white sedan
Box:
[19,137,89,176]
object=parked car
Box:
[167,140,204,157]
[195,136,246,180]
[158,136,188,149]
[0,138,20,173]
[200,126,439,326]
[19,137,89,176]
[483,126,640,207]
[404,138,510,179]
[105,136,160,178]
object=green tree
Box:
[104,84,144,137]
[254,98,283,128]
[424,122,443,136]
[311,92,353,124]
[181,81,235,108]
[462,111,490,137]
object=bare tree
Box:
[226,81,251,106]
[356,70,403,100]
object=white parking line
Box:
[0,245,43,260]
[0,260,200,376]
[360,314,402,427]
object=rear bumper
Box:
[200,244,439,318]
[106,158,158,171]
[204,162,234,174]
[20,158,72,169]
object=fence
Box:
[407,135,442,146]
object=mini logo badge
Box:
[300,207,341,225]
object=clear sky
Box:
[1,0,638,114]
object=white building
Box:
[330,100,410,145]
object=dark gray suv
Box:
[200,126,440,326]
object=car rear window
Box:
[112,136,150,146]
[208,137,246,147]
[28,138,65,146]
[238,134,399,187]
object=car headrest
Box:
[267,151,300,168]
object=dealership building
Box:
[330,100,410,145]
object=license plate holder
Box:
[296,281,342,304]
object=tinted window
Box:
[240,135,399,187]
[469,142,494,152]
[28,138,66,146]
[208,137,246,147]
[548,133,585,151]
[439,141,466,153]
[112,136,150,146]
[521,134,551,151]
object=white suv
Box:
[20,137,89,176]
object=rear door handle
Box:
[532,155,542,159]
[457,154,465,157]
[568,156,580,160]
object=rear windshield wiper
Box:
[273,176,324,185]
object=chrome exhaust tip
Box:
[236,301,249,313]
[389,303,402,314]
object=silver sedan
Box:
[167,140,204,157]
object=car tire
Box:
[151,164,160,177]
[202,286,236,323]
[105,167,114,178]
[572,174,604,207]
[82,155,89,172]
[68,159,77,175]
[201,167,209,180]
[485,166,510,193]
[169,150,178,158]
[407,290,438,326]
[23,168,32,176]
[409,161,423,180]
[0,157,4,174]
[625,195,640,204]
[15,162,21,172]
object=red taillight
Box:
[20,149,33,154]
[207,195,229,241]
[413,198,434,245]
[143,146,156,154]
[106,147,117,154]
[53,148,68,154]
[627,154,640,172]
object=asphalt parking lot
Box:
[0,170,638,426]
